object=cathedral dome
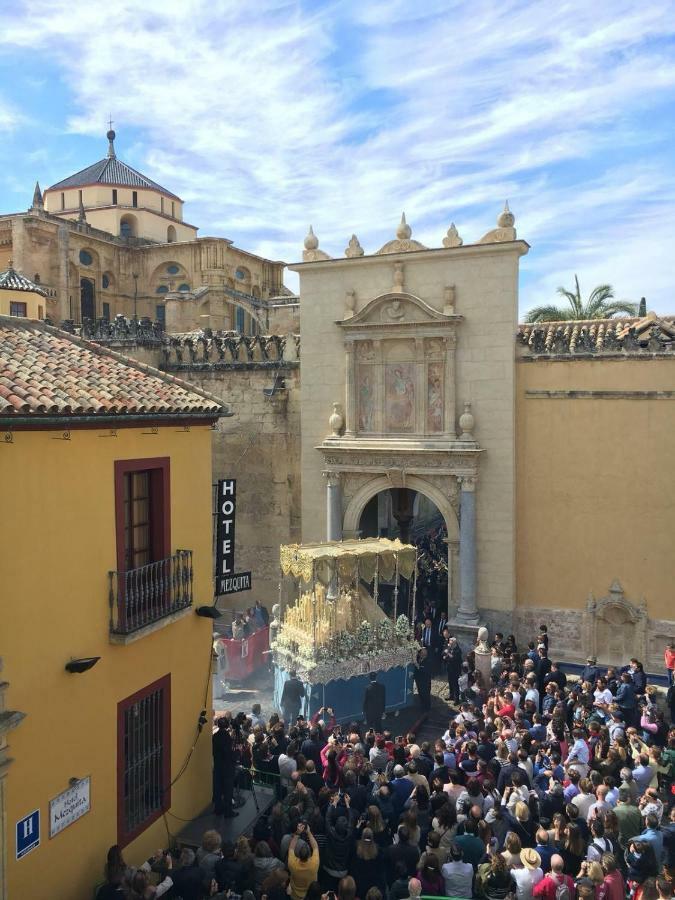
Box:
[45,131,181,200]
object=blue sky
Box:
[1,0,674,315]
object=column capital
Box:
[457,474,478,491]
[323,470,341,487]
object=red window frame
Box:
[116,674,171,847]
[114,457,170,576]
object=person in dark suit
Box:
[443,633,463,702]
[536,647,552,695]
[615,672,637,726]
[419,618,434,651]
[363,671,386,731]
[415,648,433,711]
[280,670,305,724]
[213,718,239,818]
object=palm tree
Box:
[524,275,637,323]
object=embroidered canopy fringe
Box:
[279,538,416,585]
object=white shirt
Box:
[278,754,297,786]
[586,799,610,822]
[572,791,595,819]
[566,738,590,766]
[442,860,474,899]
[594,688,613,706]
[512,867,544,900]
[525,687,540,708]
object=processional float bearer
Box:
[271,538,421,723]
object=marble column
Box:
[457,476,479,624]
[445,538,459,619]
[324,472,343,542]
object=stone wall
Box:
[172,363,301,614]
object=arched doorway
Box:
[80,277,95,322]
[359,487,448,620]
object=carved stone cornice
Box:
[318,441,482,479]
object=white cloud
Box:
[1,0,674,311]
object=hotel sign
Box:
[49,776,91,837]
[215,479,252,595]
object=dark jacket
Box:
[444,642,463,675]
[483,867,516,900]
[323,805,356,875]
[349,850,387,897]
[280,677,304,712]
[300,771,324,796]
[616,682,637,711]
[172,862,207,900]
[212,727,235,768]
[384,840,420,885]
[214,856,253,893]
[363,680,386,722]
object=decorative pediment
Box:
[338,292,461,329]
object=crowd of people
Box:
[96,625,675,900]
[225,601,269,640]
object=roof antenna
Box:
[107,116,116,159]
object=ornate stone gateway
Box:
[318,286,484,626]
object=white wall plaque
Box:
[49,776,91,837]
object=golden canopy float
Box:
[271,538,420,723]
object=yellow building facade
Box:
[0,317,230,900]
[515,314,675,669]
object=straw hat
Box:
[521,848,542,870]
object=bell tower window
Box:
[112,189,118,204]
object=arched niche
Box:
[120,214,138,238]
[584,580,647,665]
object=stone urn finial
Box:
[459,401,475,441]
[497,200,515,229]
[304,225,319,251]
[443,222,463,248]
[396,211,412,240]
[328,402,344,437]
[475,626,490,653]
[345,234,364,258]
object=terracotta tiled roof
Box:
[0,267,47,297]
[46,156,180,200]
[0,317,230,420]
[518,313,675,356]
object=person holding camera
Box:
[287,821,319,900]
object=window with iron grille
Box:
[117,674,171,845]
[9,301,27,317]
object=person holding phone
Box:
[287,823,319,900]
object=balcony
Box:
[109,550,193,642]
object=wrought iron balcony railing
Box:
[109,550,193,636]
